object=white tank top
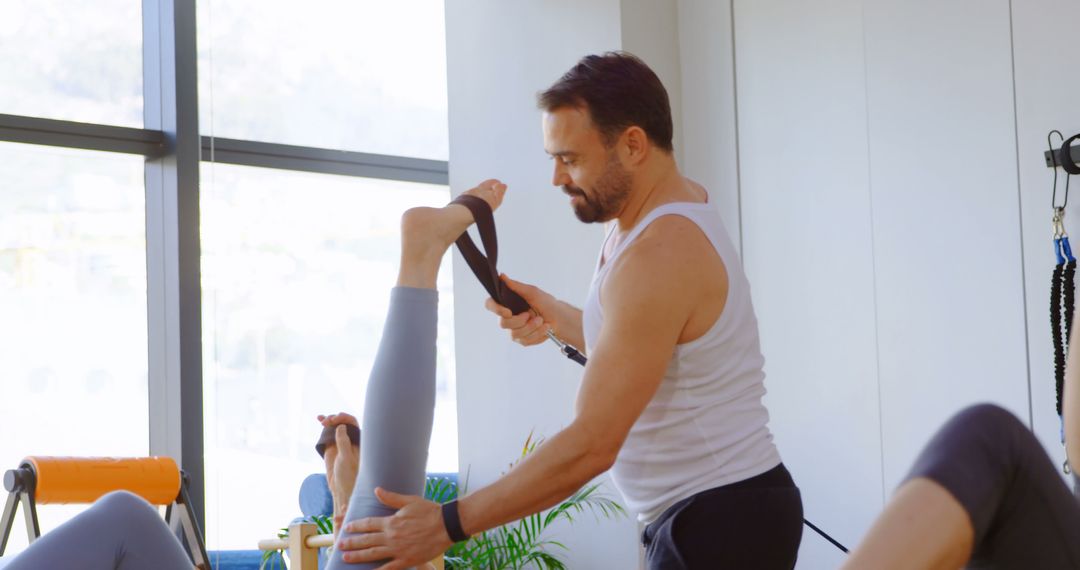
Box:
[583,200,781,523]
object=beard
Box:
[563,151,632,223]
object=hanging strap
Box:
[1052,227,1076,454]
[451,195,530,315]
[452,195,589,366]
[1053,251,1066,419]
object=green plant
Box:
[426,473,460,504]
[442,433,626,570]
[259,513,334,570]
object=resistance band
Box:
[1052,209,1075,441]
[451,194,849,553]
[451,194,586,364]
[1050,130,1076,472]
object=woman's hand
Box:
[317,412,361,528]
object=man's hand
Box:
[317,412,360,530]
[485,274,584,349]
[337,487,453,569]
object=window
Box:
[0,1,143,127]
[0,0,451,558]
[197,0,453,551]
[200,164,457,548]
[197,0,448,159]
[0,142,148,554]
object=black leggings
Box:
[641,464,803,569]
[905,403,1080,568]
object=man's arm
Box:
[548,299,586,350]
[458,223,703,533]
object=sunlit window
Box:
[0,1,143,126]
[0,0,452,558]
[197,0,448,159]
[0,141,149,555]
[199,165,456,549]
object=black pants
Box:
[905,403,1080,569]
[641,464,803,570]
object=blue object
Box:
[206,550,284,570]
[1065,236,1076,262]
[300,474,335,518]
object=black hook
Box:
[1050,130,1069,210]
[1061,133,1080,176]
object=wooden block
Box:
[288,522,319,570]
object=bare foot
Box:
[397,179,508,288]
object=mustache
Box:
[562,185,585,197]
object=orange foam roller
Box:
[24,456,182,506]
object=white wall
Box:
[677,0,742,246]
[444,1,638,568]
[729,2,881,566]
[447,1,1080,568]
[723,0,1072,568]
[861,0,1029,492]
[1013,0,1080,481]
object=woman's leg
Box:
[843,478,972,570]
[3,491,191,570]
[326,181,505,570]
[844,404,1080,569]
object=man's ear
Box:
[622,126,649,166]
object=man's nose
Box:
[552,163,571,187]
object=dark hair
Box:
[538,51,673,153]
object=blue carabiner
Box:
[1056,237,1067,265]
[1063,236,1076,263]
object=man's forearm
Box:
[456,422,614,536]
[553,302,586,352]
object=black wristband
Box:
[441,500,469,543]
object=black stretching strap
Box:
[452,194,585,365]
[450,193,848,554]
[451,195,530,315]
[315,423,361,459]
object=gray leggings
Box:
[1,490,191,570]
[905,403,1080,568]
[326,286,438,570]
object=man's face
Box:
[542,107,632,223]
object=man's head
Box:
[538,51,673,223]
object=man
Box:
[337,52,802,569]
